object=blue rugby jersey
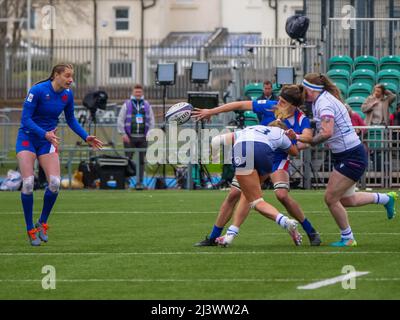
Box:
[252,99,311,161]
[20,80,88,141]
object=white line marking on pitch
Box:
[2,276,400,284]
[297,271,370,290]
[0,210,385,215]
[0,251,399,256]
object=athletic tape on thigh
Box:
[22,176,34,194]
[342,184,356,198]
[250,198,264,209]
[273,181,290,190]
[231,177,241,190]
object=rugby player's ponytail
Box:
[35,63,74,85]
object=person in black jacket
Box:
[256,80,278,121]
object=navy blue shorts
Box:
[332,143,368,182]
[16,130,57,157]
[232,141,274,176]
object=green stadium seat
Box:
[243,111,259,126]
[333,82,348,99]
[327,69,350,87]
[377,69,400,89]
[379,55,400,72]
[244,82,263,100]
[354,55,379,73]
[351,69,376,87]
[348,83,373,98]
[328,55,353,73]
[346,96,366,111]
[272,83,281,96]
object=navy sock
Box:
[21,193,34,231]
[300,218,315,235]
[209,225,223,239]
[39,188,58,224]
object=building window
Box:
[109,62,133,78]
[294,9,305,16]
[22,8,36,30]
[114,7,129,31]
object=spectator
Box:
[390,103,400,126]
[256,80,278,121]
[345,104,367,138]
[257,80,278,101]
[361,84,396,126]
[390,103,400,143]
[117,84,155,190]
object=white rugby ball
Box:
[165,102,193,125]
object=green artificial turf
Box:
[0,189,399,300]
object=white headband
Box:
[302,79,324,92]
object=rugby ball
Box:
[165,102,193,125]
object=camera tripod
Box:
[193,119,215,189]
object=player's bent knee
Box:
[48,175,61,193]
[340,196,356,207]
[324,193,339,206]
[274,186,289,201]
[22,176,34,194]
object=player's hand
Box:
[45,129,61,147]
[191,108,212,122]
[122,134,130,144]
[285,129,297,140]
[86,135,103,150]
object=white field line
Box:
[0,251,400,256]
[2,276,400,284]
[0,210,386,215]
[297,271,370,290]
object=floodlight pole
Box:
[27,0,32,91]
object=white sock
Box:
[275,213,288,229]
[374,193,390,205]
[341,226,354,240]
[226,225,239,236]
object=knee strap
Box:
[230,177,241,191]
[48,175,61,193]
[250,198,264,209]
[273,181,290,191]
[22,176,34,194]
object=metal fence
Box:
[326,17,400,58]
[289,126,400,189]
[1,111,400,189]
[305,0,400,54]
[0,38,321,101]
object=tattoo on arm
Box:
[311,116,333,146]
[311,133,330,146]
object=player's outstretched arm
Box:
[191,101,254,121]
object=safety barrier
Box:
[1,121,400,189]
